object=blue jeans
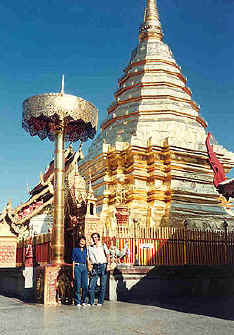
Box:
[74,264,88,305]
[89,263,107,305]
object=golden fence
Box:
[15,225,234,267]
[103,225,234,266]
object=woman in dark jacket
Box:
[72,236,88,307]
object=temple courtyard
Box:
[1,295,234,335]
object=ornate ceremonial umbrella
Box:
[22,77,98,264]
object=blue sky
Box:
[0,0,234,211]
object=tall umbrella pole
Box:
[52,126,65,264]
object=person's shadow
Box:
[113,268,129,301]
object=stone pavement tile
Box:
[0,295,23,307]
[0,296,234,335]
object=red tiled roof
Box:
[30,151,75,196]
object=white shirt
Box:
[88,243,109,264]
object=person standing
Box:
[72,236,88,307]
[88,232,110,306]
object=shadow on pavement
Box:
[0,289,36,304]
[112,266,234,321]
[130,296,234,321]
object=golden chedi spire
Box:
[101,0,204,137]
[79,0,234,231]
[139,0,163,41]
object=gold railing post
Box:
[51,128,65,264]
[224,220,228,265]
[183,220,188,265]
[133,218,138,266]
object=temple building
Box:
[1,0,234,305]
[0,145,101,266]
[79,0,234,231]
[1,0,234,248]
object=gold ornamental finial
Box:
[139,0,163,41]
[26,183,30,194]
[60,74,64,95]
[88,168,92,186]
[88,168,94,196]
[144,0,159,24]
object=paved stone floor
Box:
[1,295,234,335]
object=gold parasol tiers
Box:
[22,83,98,142]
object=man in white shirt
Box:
[87,232,110,306]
